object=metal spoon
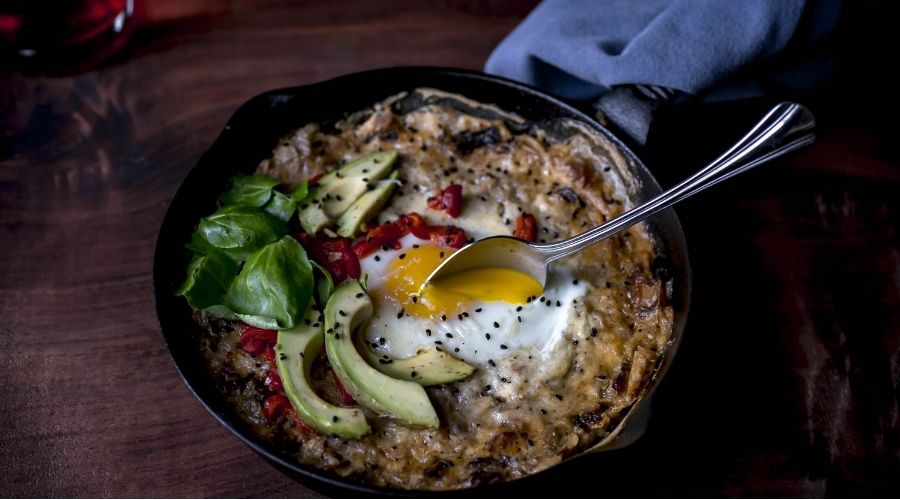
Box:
[422,102,816,289]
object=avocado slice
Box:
[336,171,399,237]
[324,281,440,428]
[275,308,371,439]
[298,151,398,234]
[361,346,475,386]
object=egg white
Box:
[360,234,588,369]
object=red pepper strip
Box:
[264,369,284,393]
[427,184,463,218]
[239,324,278,356]
[263,395,318,435]
[352,212,470,258]
[513,213,537,242]
[295,233,361,282]
[350,218,407,258]
[284,408,318,435]
[307,172,324,187]
[331,370,356,405]
[262,394,291,421]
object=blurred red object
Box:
[0,0,137,74]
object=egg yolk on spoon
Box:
[384,245,543,318]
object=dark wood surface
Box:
[1,0,897,497]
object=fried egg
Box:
[360,234,588,369]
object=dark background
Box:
[1,0,897,497]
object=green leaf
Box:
[291,181,310,203]
[263,190,298,222]
[196,206,282,252]
[175,252,238,310]
[225,236,314,330]
[310,260,334,307]
[219,174,279,207]
[201,304,238,320]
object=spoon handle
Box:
[538,102,816,263]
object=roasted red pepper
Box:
[238,323,278,356]
[513,213,537,242]
[264,369,284,393]
[262,394,291,421]
[427,184,463,218]
[284,408,318,435]
[295,233,361,282]
[350,219,407,258]
[307,172,324,187]
[263,395,317,434]
[331,370,356,405]
[352,212,469,258]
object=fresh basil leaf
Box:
[263,190,297,222]
[310,260,334,307]
[219,174,279,207]
[291,181,309,203]
[225,236,313,330]
[196,206,282,252]
[176,252,237,310]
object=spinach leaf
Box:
[196,206,282,253]
[175,252,237,310]
[263,190,297,222]
[219,174,279,207]
[310,260,334,307]
[225,236,313,330]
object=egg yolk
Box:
[383,245,543,318]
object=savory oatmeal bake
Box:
[177,89,674,490]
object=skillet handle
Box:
[574,84,682,147]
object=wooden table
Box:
[1,1,897,496]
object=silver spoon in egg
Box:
[422,102,815,291]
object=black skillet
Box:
[153,67,692,496]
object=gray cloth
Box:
[485,0,840,101]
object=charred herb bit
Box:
[453,126,501,155]
[424,459,454,479]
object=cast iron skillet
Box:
[153,67,691,496]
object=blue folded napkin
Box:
[486,0,841,101]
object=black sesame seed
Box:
[445,333,453,339]
[355,292,364,298]
[572,279,579,285]
[454,347,460,353]
[539,297,545,302]
[555,394,563,401]
[488,359,496,367]
[339,309,347,317]
[500,344,508,350]
[591,327,598,337]
[457,314,464,321]
[540,409,548,415]
[517,316,522,323]
[556,300,561,307]
[516,306,523,312]
[573,339,579,345]
[545,301,552,307]
[441,314,447,321]
[412,295,418,304]
[374,255,381,261]
[475,308,483,313]
[425,328,432,335]
[439,251,445,259]
[397,309,405,319]
[493,321,500,328]
[500,377,509,383]
[485,333,491,340]
[332,416,339,422]
[434,340,443,345]
[379,337,386,346]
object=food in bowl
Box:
[176,89,675,490]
